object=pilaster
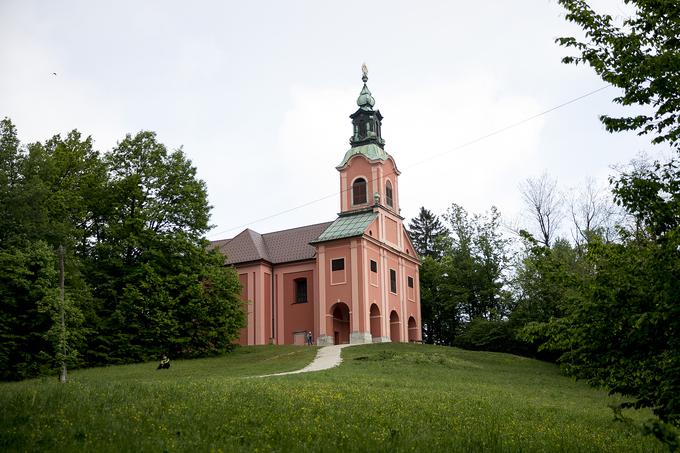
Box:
[399,257,407,341]
[276,271,284,344]
[317,245,328,343]
[247,272,254,345]
[361,241,370,333]
[380,248,389,336]
[350,240,360,334]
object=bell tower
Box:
[311,65,421,347]
[349,65,385,149]
[336,65,401,217]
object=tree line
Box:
[407,173,621,356]
[0,121,245,381]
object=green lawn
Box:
[0,343,666,452]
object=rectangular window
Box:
[331,258,344,271]
[390,269,397,293]
[295,278,307,303]
[407,276,414,288]
[370,260,377,273]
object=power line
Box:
[207,84,611,239]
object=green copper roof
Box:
[337,143,389,168]
[357,84,375,110]
[311,211,378,243]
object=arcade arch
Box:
[330,302,351,345]
[389,310,401,342]
[408,316,418,342]
[369,303,381,340]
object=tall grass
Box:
[0,343,666,452]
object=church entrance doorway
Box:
[370,304,381,340]
[390,310,401,342]
[330,302,350,344]
[408,316,418,342]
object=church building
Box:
[212,69,421,346]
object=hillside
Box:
[0,344,665,452]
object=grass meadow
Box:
[0,343,667,452]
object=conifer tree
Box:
[407,207,448,258]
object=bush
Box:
[454,319,521,354]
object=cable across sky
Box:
[207,84,611,239]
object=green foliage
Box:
[0,120,245,379]
[613,159,680,238]
[551,3,680,443]
[557,0,680,149]
[514,175,680,430]
[442,204,512,322]
[453,319,527,355]
[408,207,457,344]
[0,241,59,380]
[20,130,108,250]
[542,236,680,427]
[418,255,461,345]
[516,160,680,439]
[0,118,22,245]
[410,204,512,345]
[510,234,588,357]
[84,131,244,364]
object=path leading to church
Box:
[259,344,355,378]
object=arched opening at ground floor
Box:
[370,304,381,340]
[389,310,401,342]
[330,302,350,344]
[408,316,418,342]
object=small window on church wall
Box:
[408,276,414,288]
[353,178,367,205]
[390,269,397,293]
[295,278,307,303]
[370,260,377,273]
[386,180,393,207]
[332,258,344,271]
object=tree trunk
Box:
[58,245,67,384]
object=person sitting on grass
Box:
[157,355,170,370]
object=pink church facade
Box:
[212,72,421,346]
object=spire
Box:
[349,63,385,149]
[357,63,375,110]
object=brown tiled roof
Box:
[207,238,231,251]
[262,222,333,264]
[211,221,333,265]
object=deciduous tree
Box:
[557,0,680,148]
[519,173,564,247]
[0,123,245,378]
[87,131,244,363]
[550,0,680,435]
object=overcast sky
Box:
[0,0,663,240]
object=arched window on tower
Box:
[353,178,367,205]
[385,180,393,207]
